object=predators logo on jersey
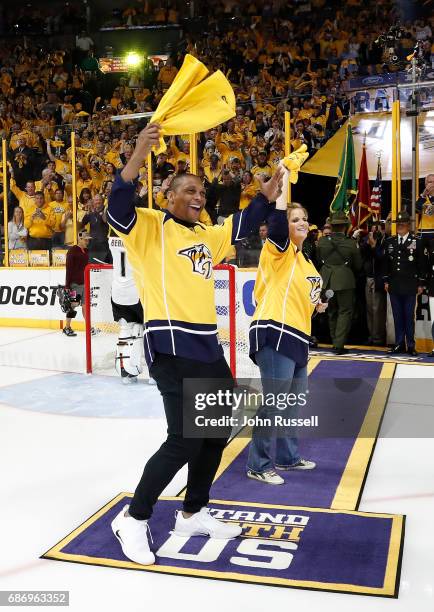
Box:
[178,244,213,280]
[306,276,322,305]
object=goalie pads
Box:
[115,320,144,377]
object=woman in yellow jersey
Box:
[246,168,327,485]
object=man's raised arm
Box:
[230,166,284,243]
[108,123,161,235]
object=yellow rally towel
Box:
[150,54,236,154]
[281,144,309,184]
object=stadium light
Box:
[124,52,142,67]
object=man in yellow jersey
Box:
[416,174,434,247]
[108,123,283,565]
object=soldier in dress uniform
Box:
[317,211,363,355]
[382,210,427,356]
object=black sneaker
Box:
[333,347,348,355]
[63,327,77,337]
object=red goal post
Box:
[84,263,242,377]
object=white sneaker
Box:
[111,505,155,565]
[275,458,316,470]
[173,507,242,539]
[247,469,284,485]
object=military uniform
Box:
[383,211,427,354]
[317,212,363,353]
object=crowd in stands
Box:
[0,0,433,267]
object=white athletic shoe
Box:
[173,507,242,539]
[247,469,284,485]
[111,505,155,565]
[275,458,316,470]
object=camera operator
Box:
[62,231,91,337]
[360,221,387,346]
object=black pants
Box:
[28,237,52,250]
[129,353,233,520]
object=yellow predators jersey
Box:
[417,196,434,234]
[108,173,271,365]
[250,210,322,366]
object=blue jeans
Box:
[246,345,307,474]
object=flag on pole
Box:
[330,122,357,214]
[369,158,383,220]
[350,143,371,230]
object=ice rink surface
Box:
[1,327,433,611]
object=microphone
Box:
[312,289,334,318]
[321,289,334,303]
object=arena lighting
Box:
[124,52,142,67]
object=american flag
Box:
[369,159,382,219]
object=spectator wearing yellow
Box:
[60,195,75,248]
[157,58,178,89]
[298,100,314,121]
[218,139,245,169]
[0,68,12,96]
[269,139,284,168]
[251,150,273,179]
[35,110,55,140]
[10,129,37,151]
[76,167,95,197]
[87,157,105,192]
[10,178,37,216]
[46,140,72,176]
[24,191,56,250]
[35,168,59,202]
[228,157,244,182]
[202,153,222,183]
[219,120,243,147]
[49,188,70,248]
[168,137,190,166]
[239,171,260,210]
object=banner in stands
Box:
[9,249,29,267]
[0,268,430,347]
[28,250,50,267]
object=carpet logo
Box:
[157,508,309,569]
[42,496,404,597]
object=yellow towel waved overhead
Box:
[281,144,309,184]
[150,54,236,153]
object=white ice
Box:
[0,327,433,612]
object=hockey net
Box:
[84,263,258,379]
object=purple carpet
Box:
[43,494,404,597]
[210,360,386,509]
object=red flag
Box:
[350,144,371,230]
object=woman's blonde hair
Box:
[13,206,24,224]
[287,202,308,219]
